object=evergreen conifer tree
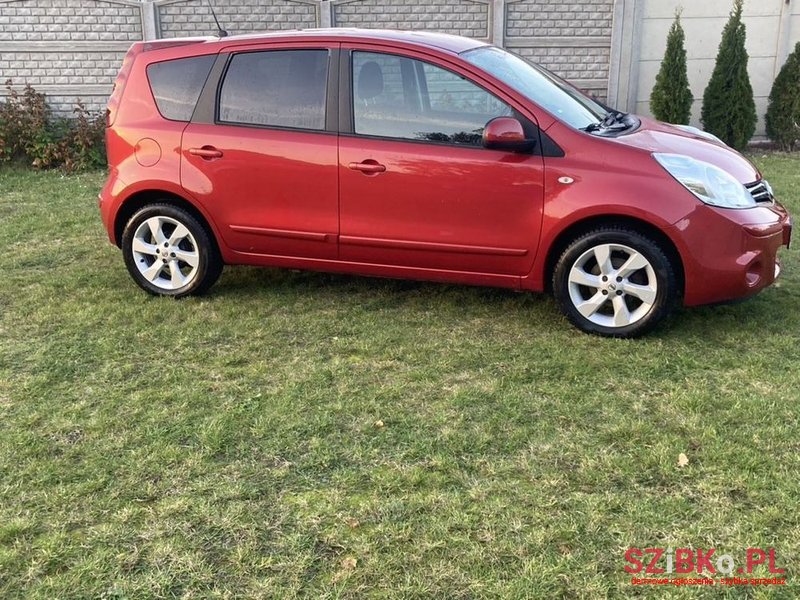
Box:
[700,0,757,150]
[765,41,800,150]
[650,11,693,124]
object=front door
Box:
[181,46,338,259]
[338,48,544,276]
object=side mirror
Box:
[482,117,533,152]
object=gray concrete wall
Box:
[0,0,616,114]
[156,0,319,37]
[505,0,614,100]
[0,0,796,138]
[0,0,143,113]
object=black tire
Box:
[552,227,678,338]
[121,203,223,298]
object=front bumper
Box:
[670,202,792,306]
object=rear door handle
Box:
[189,146,223,160]
[348,160,386,174]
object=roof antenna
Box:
[206,0,228,37]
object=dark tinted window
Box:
[219,50,328,130]
[147,55,215,121]
[352,51,513,145]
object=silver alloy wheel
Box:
[132,216,200,291]
[567,242,657,328]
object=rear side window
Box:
[147,55,215,121]
[218,50,328,130]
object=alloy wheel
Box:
[131,216,201,291]
[566,242,658,328]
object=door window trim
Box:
[341,48,541,152]
[192,46,340,134]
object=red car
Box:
[99,29,792,337]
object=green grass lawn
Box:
[0,154,798,599]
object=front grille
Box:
[745,179,774,204]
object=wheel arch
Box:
[114,189,221,256]
[542,215,685,298]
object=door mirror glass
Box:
[482,117,532,152]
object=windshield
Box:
[462,46,609,129]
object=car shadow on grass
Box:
[208,264,563,329]
[215,264,532,304]
[203,264,797,344]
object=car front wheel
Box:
[121,203,222,297]
[553,227,678,337]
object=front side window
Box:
[219,50,328,130]
[352,51,514,145]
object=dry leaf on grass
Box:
[374,419,384,429]
[677,453,689,468]
[331,557,358,583]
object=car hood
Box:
[611,116,761,184]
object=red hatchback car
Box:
[100,29,792,337]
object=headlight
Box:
[653,153,755,209]
[672,124,725,145]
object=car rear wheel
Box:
[553,227,678,337]
[121,203,222,297]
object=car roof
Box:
[196,28,488,54]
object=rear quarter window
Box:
[146,55,215,121]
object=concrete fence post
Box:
[320,0,333,28]
[141,0,159,40]
[607,0,641,112]
[491,0,505,47]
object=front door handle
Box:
[348,160,386,175]
[189,146,223,160]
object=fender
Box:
[523,202,692,293]
[109,177,231,260]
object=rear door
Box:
[181,43,340,259]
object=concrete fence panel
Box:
[1,0,798,138]
[155,0,319,38]
[332,0,490,40]
[0,0,143,113]
[504,0,615,101]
